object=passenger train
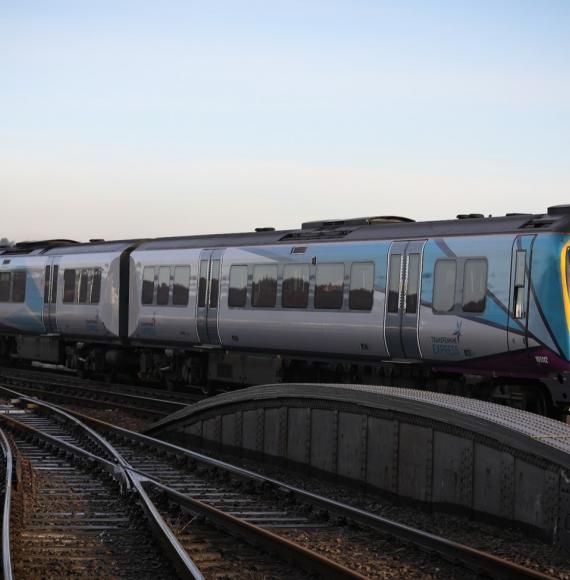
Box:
[1,206,570,418]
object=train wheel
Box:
[201,381,215,396]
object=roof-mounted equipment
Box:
[547,205,570,216]
[254,227,275,232]
[521,215,556,229]
[457,213,485,219]
[301,215,414,230]
[0,239,79,256]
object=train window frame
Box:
[11,271,26,303]
[209,260,220,309]
[0,272,11,302]
[90,268,102,304]
[432,259,457,313]
[251,264,278,308]
[405,254,421,314]
[282,263,310,309]
[315,263,345,310]
[228,265,248,308]
[462,258,488,313]
[157,266,171,306]
[78,269,89,304]
[198,260,208,308]
[172,266,190,306]
[44,266,51,303]
[63,269,77,303]
[349,262,374,311]
[141,266,155,305]
[387,255,402,313]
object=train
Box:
[1,205,570,418]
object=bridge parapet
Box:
[147,384,570,548]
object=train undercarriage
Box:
[1,333,568,420]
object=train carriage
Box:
[2,206,570,417]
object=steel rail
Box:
[144,478,366,580]
[0,366,201,405]
[72,410,556,580]
[0,429,13,580]
[0,391,203,580]
[1,393,371,579]
[1,391,374,579]
[0,375,185,418]
[0,387,390,580]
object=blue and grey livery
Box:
[1,206,570,417]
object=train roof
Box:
[136,205,570,251]
[4,205,570,255]
[0,239,139,257]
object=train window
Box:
[405,255,420,314]
[433,260,456,313]
[198,260,208,307]
[0,272,10,302]
[315,263,344,309]
[209,260,220,308]
[228,265,248,307]
[349,263,374,310]
[157,266,171,306]
[51,265,58,303]
[173,266,190,306]
[282,264,309,308]
[63,269,76,303]
[90,268,101,304]
[142,267,155,305]
[387,255,401,313]
[78,270,89,303]
[12,272,26,302]
[44,266,51,303]
[514,250,526,319]
[252,265,278,307]
[463,259,487,313]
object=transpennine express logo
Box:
[431,321,463,356]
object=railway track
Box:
[0,366,200,420]
[0,387,556,579]
[0,388,373,579]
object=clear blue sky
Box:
[1,1,569,241]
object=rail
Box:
[0,429,12,580]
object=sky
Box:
[1,1,569,242]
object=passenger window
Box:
[315,263,344,309]
[141,267,155,305]
[173,266,190,306]
[463,259,487,313]
[12,272,26,303]
[252,265,277,307]
[63,269,76,303]
[349,263,374,310]
[433,260,456,313]
[209,260,220,308]
[78,270,89,303]
[51,265,58,303]
[282,264,309,308]
[90,268,101,304]
[405,255,420,314]
[44,266,51,303]
[228,265,248,307]
[0,272,11,302]
[198,260,208,307]
[157,266,171,306]
[387,255,401,313]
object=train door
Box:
[384,240,426,359]
[196,249,224,345]
[42,258,60,333]
[507,235,536,351]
